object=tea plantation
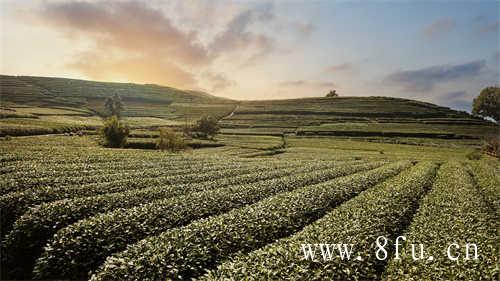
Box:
[0,75,498,280]
[0,134,498,280]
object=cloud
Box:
[30,1,296,89]
[443,91,468,100]
[293,22,314,39]
[67,52,197,87]
[38,1,210,65]
[325,63,355,73]
[384,60,486,92]
[209,3,275,59]
[30,0,212,89]
[478,20,500,34]
[203,72,235,92]
[440,91,471,111]
[422,18,455,39]
[279,80,335,89]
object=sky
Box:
[0,0,499,111]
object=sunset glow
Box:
[1,0,498,110]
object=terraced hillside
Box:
[0,135,497,280]
[220,97,497,139]
[0,75,236,136]
[2,75,497,140]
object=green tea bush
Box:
[88,161,409,281]
[466,149,482,160]
[467,161,500,212]
[99,116,129,148]
[0,161,265,238]
[2,160,306,279]
[383,162,497,280]
[34,161,382,280]
[202,162,438,280]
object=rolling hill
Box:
[0,75,235,119]
[0,75,497,140]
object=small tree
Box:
[472,87,499,122]
[99,115,129,148]
[192,115,219,139]
[104,93,125,118]
[326,90,338,97]
[482,135,499,158]
[156,128,186,152]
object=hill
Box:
[0,75,237,136]
[0,75,497,140]
[220,97,497,139]
[0,75,235,119]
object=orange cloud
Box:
[68,52,197,88]
[39,1,210,65]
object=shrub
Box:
[1,161,304,280]
[482,135,499,157]
[472,86,499,122]
[383,162,497,280]
[156,128,186,152]
[326,89,338,97]
[89,161,409,281]
[0,161,266,238]
[466,149,482,160]
[99,116,129,148]
[34,161,382,280]
[202,162,437,280]
[192,115,219,139]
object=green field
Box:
[0,75,498,280]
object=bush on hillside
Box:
[472,87,499,122]
[99,116,129,148]
[482,135,499,158]
[326,90,338,97]
[156,128,186,152]
[192,116,219,139]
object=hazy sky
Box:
[1,0,499,110]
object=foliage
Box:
[192,115,220,139]
[466,149,482,160]
[33,161,379,280]
[467,161,500,213]
[472,86,500,122]
[1,131,499,280]
[104,93,124,118]
[481,135,499,157]
[0,160,271,239]
[156,128,186,152]
[383,162,497,280]
[326,89,338,97]
[203,162,437,280]
[89,162,407,281]
[99,116,129,148]
[1,160,303,280]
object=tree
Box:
[104,94,124,118]
[472,87,500,122]
[156,128,186,152]
[192,115,219,139]
[99,115,130,148]
[326,90,338,97]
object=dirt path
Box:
[222,105,239,120]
